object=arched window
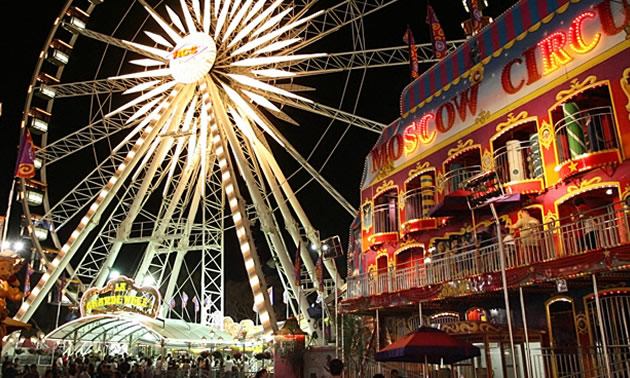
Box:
[373,188,399,234]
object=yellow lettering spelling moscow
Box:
[86,295,150,311]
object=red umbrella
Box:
[374,326,480,364]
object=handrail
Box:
[348,199,630,299]
[403,186,436,221]
[553,106,618,164]
[373,202,398,234]
[493,139,542,183]
[442,165,481,195]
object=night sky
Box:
[0,0,518,317]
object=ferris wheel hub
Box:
[169,32,217,84]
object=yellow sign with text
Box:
[80,276,161,318]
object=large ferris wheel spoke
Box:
[68,181,142,292]
[229,121,315,329]
[38,77,164,98]
[255,113,358,216]
[285,0,399,54]
[43,145,131,229]
[269,92,386,133]
[204,79,278,334]
[39,108,139,166]
[71,26,168,62]
[284,41,467,76]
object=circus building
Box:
[342,0,630,376]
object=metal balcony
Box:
[443,166,481,196]
[554,106,619,180]
[347,200,630,299]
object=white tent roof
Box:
[46,314,233,347]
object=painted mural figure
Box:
[362,202,373,231]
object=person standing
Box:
[573,197,598,250]
[507,209,542,263]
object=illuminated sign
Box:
[172,46,199,60]
[80,276,161,318]
[169,32,217,84]
[501,11,604,95]
[370,85,479,173]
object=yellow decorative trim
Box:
[448,139,475,157]
[567,177,603,193]
[375,249,389,266]
[481,149,493,171]
[546,295,576,351]
[496,111,529,133]
[375,179,395,195]
[469,64,484,85]
[396,239,423,254]
[442,321,504,335]
[436,171,445,195]
[400,239,421,250]
[544,210,557,225]
[555,75,598,102]
[539,120,554,149]
[472,110,491,128]
[621,68,630,116]
[408,162,431,178]
[440,280,473,297]
[621,184,630,201]
[375,159,395,182]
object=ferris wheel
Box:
[15,0,455,335]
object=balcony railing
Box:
[493,140,543,184]
[443,165,481,196]
[403,186,436,221]
[348,200,630,299]
[554,106,618,164]
[373,202,398,234]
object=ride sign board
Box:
[169,32,217,84]
[80,276,161,318]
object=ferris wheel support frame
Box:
[15,83,190,322]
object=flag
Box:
[467,0,484,35]
[193,296,200,312]
[402,26,419,80]
[426,4,448,60]
[16,129,36,179]
[24,264,34,296]
[283,290,289,304]
[294,242,301,287]
[267,286,274,305]
[169,298,176,309]
[181,291,189,309]
[315,252,324,292]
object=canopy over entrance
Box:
[46,314,233,348]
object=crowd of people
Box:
[1,353,270,378]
